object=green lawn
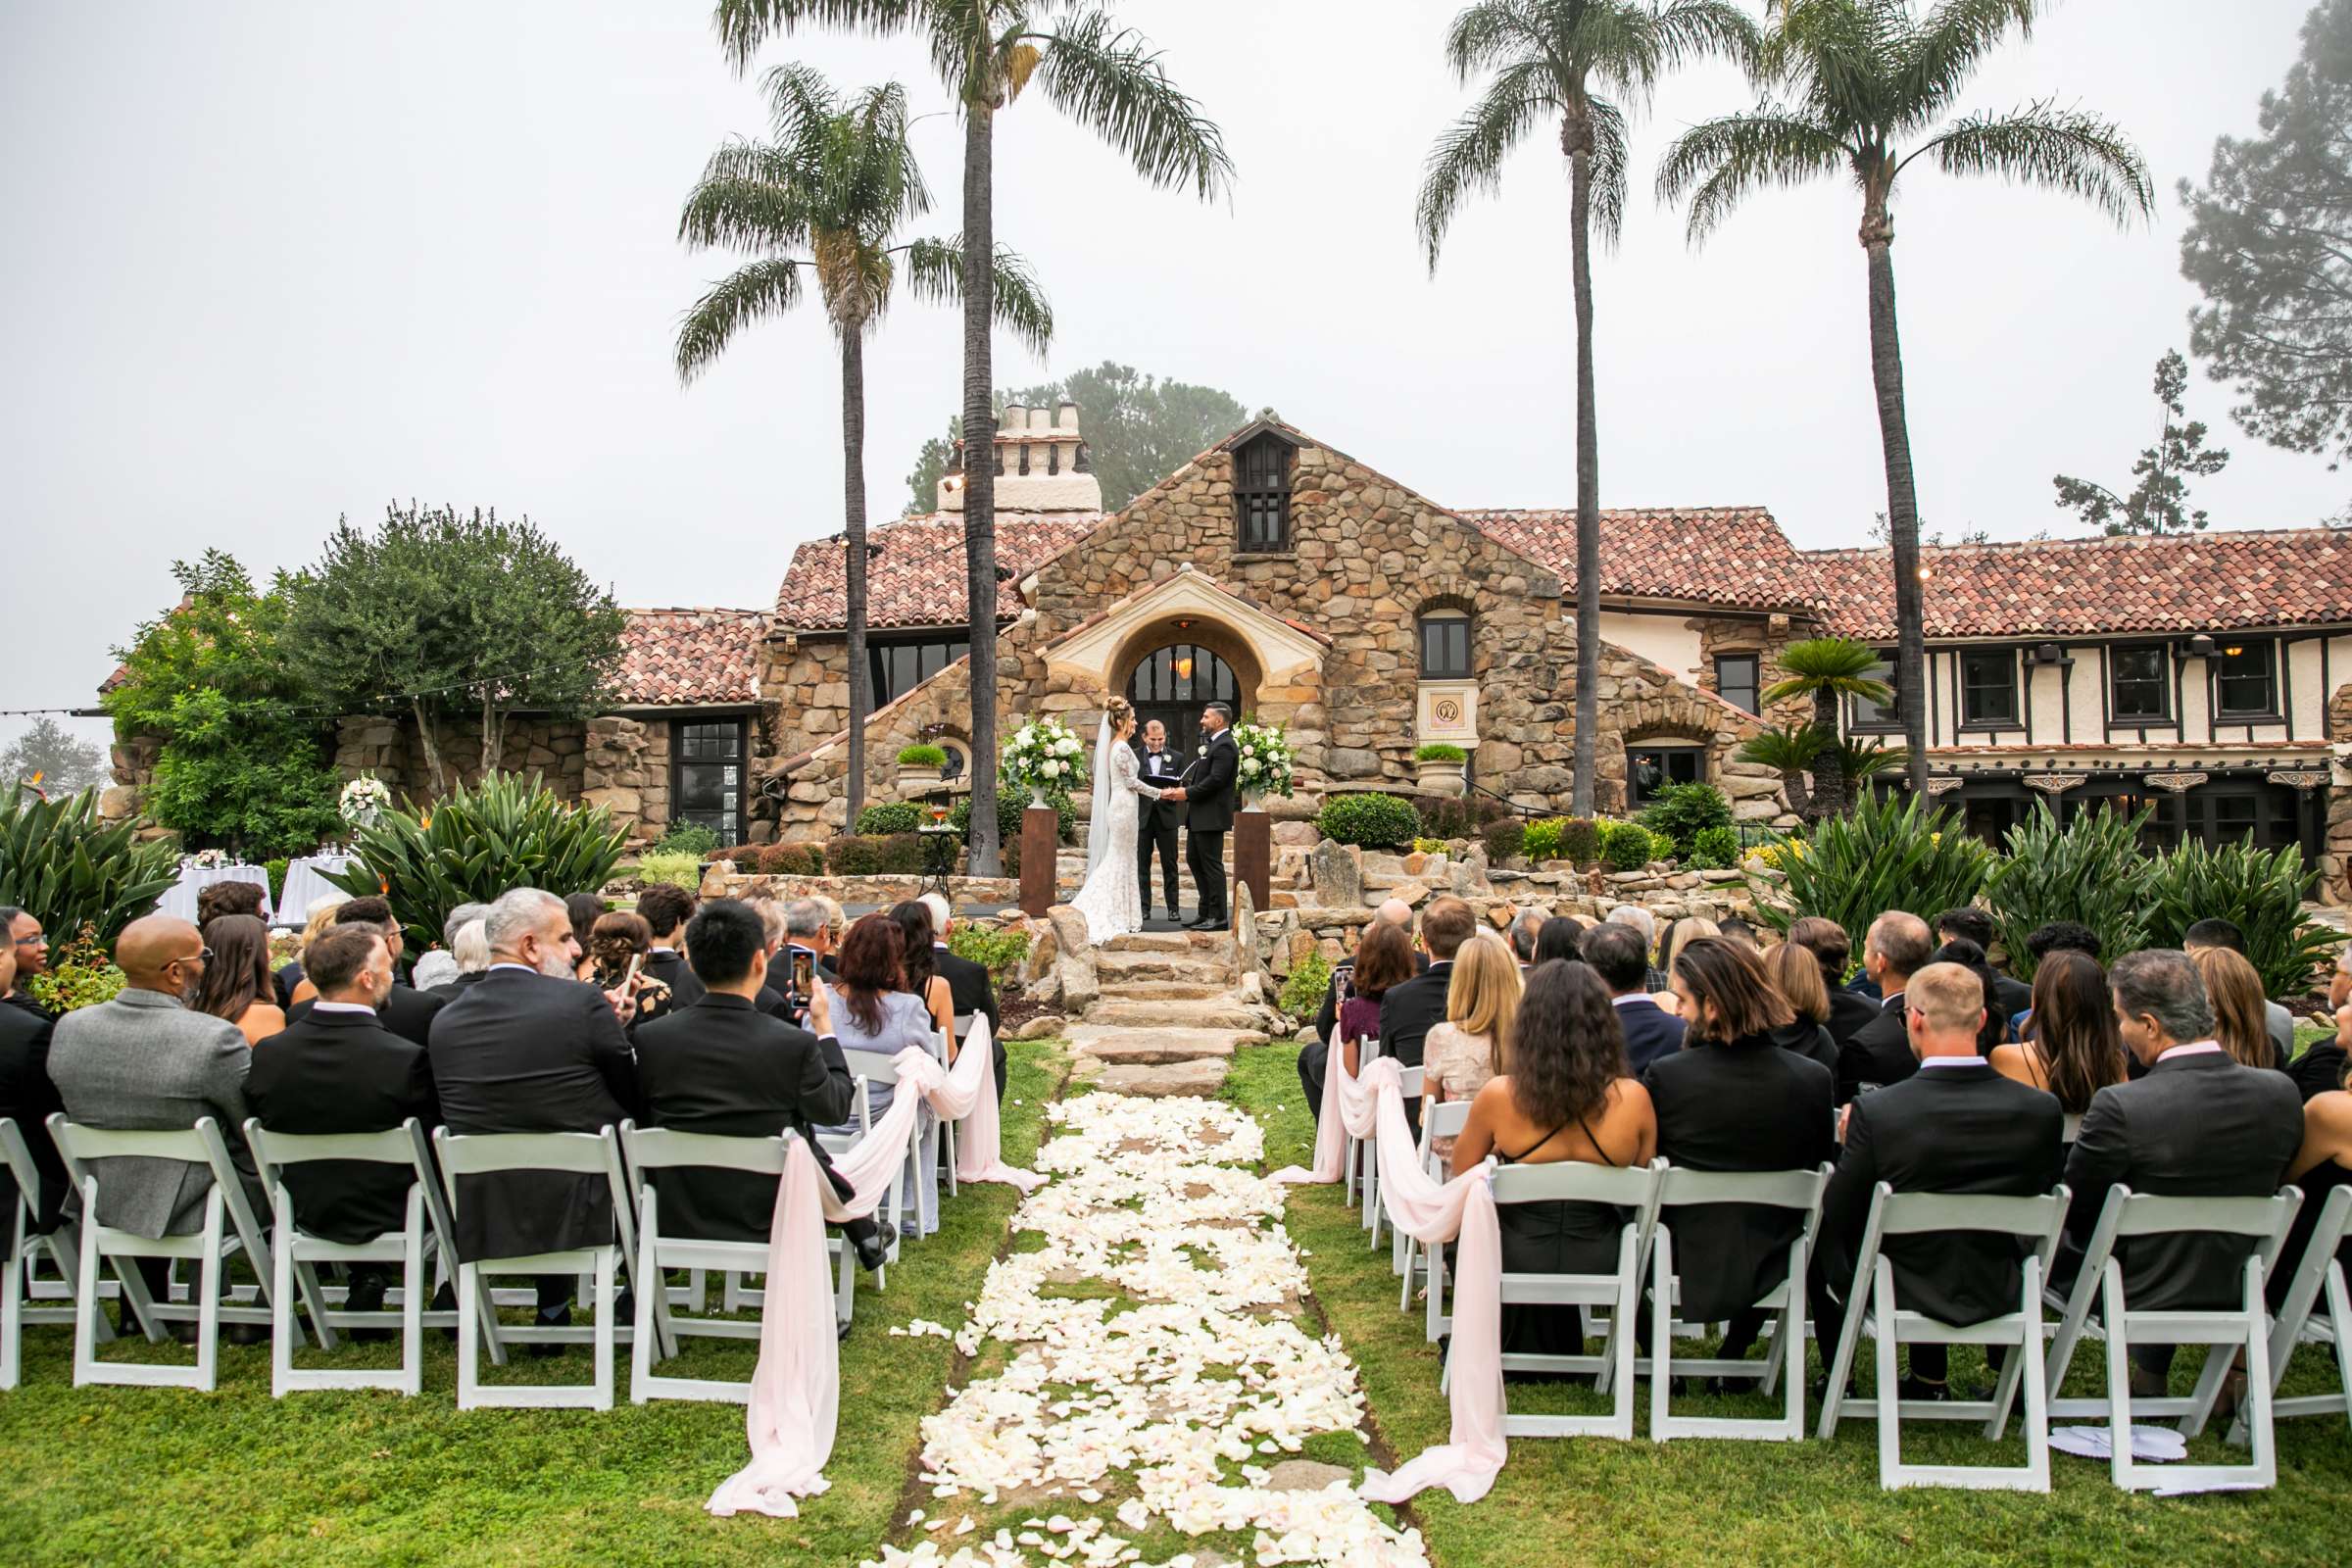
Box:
[1225,1041,2352,1568]
[0,1038,1067,1568]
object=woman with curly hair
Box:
[586,910,673,1025]
[1452,957,1655,1366]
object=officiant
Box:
[1132,718,1186,924]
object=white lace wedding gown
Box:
[1070,741,1165,943]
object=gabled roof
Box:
[614,608,765,706]
[772,513,1102,632]
[1804,528,2352,640]
[1463,506,1812,612]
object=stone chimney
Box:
[939,400,1102,514]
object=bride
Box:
[1069,696,1169,943]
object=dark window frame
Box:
[1626,743,1705,808]
[1847,649,1902,733]
[1417,612,1472,681]
[1958,647,2019,730]
[2108,643,2173,723]
[668,714,749,846]
[1715,653,1760,716]
[866,633,970,708]
[2213,638,2280,719]
[1233,432,1295,554]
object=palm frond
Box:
[674,258,807,383]
[900,236,1055,356]
[711,0,925,73]
[1587,95,1631,245]
[1443,0,1548,81]
[1028,9,1233,200]
[1737,723,1824,772]
[1416,59,1557,270]
[1894,0,2037,128]
[1654,0,1767,80]
[1840,738,1908,781]
[1906,100,2154,226]
[677,148,820,253]
[1656,107,1850,246]
[760,61,844,151]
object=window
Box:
[1233,431,1294,552]
[866,636,967,707]
[1959,649,2017,727]
[2215,639,2278,717]
[1129,643,1241,760]
[1627,744,1703,808]
[1715,654,1759,715]
[2109,645,2171,722]
[670,719,745,844]
[1418,612,1471,680]
[1849,651,1899,729]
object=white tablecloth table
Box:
[157,864,272,926]
[274,855,356,927]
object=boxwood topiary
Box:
[1317,792,1421,850]
[855,801,925,836]
[1481,817,1527,859]
[1601,819,1658,872]
[1559,816,1602,868]
[1690,824,1741,870]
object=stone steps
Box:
[1082,996,1274,1032]
[1096,980,1231,1002]
[1095,948,1233,983]
[1096,1059,1231,1099]
[1067,1027,1252,1065]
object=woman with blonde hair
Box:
[1763,939,1840,1077]
[2191,945,2280,1070]
[1651,915,1721,1010]
[1422,931,1524,1157]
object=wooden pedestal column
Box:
[1019,803,1057,917]
[1233,808,1271,920]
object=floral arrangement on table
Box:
[1002,717,1089,806]
[338,773,393,831]
[178,847,231,871]
[1228,717,1295,803]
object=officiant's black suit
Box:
[1183,727,1240,925]
[1132,737,1188,918]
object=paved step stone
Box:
[1096,1059,1230,1098]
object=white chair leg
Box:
[401,1199,425,1396]
[457,1261,481,1411]
[194,1204,223,1395]
[1,1227,23,1391]
[1874,1266,1902,1492]
[71,1208,101,1387]
[2103,1263,2135,1493]
[1648,1228,1675,1440]
[591,1249,616,1412]
[270,1210,296,1398]
[631,1244,658,1406]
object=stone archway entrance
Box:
[1127,642,1241,759]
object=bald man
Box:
[1837,910,1935,1104]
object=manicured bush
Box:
[947,922,1031,982]
[1690,825,1741,870]
[263,857,289,908]
[1983,801,2155,978]
[1482,817,1527,859]
[1745,790,1990,939]
[1414,795,1507,841]
[757,842,825,877]
[2147,838,2337,999]
[1521,818,1564,862]
[1413,742,1467,763]
[1638,781,1734,858]
[1559,816,1602,868]
[0,788,182,946]
[637,851,704,890]
[896,743,950,767]
[1601,819,1658,872]
[1317,793,1421,851]
[23,925,125,1015]
[1278,952,1333,1021]
[953,791,1076,847]
[821,833,925,878]
[1412,836,1449,856]
[654,822,720,858]
[856,801,926,836]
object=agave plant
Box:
[324,772,629,956]
[1745,787,1989,938]
[2147,837,2337,1000]
[0,788,181,945]
[1982,800,2156,980]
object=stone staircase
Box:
[1062,929,1276,1098]
[1051,822,1232,912]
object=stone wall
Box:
[1691,612,1815,730]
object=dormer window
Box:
[1233,429,1294,553]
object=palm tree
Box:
[676,65,1053,834]
[1659,0,2152,796]
[1418,0,1756,819]
[714,1,1231,875]
[1736,634,1892,818]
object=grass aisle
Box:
[0,1038,1065,1568]
[1224,1041,2352,1568]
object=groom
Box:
[1161,702,1239,932]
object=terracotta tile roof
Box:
[772,513,1103,631]
[1804,528,2352,640]
[615,608,765,706]
[1462,507,1812,611]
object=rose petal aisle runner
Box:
[861,1090,1430,1568]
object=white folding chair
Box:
[844,1047,930,1244]
[1367,1066,1423,1251]
[937,1025,963,1200]
[1815,1185,2069,1491]
[1649,1164,1832,1443]
[45,1114,292,1392]
[2232,1183,2351,1445]
[2042,1185,2302,1492]
[1440,1158,1665,1441]
[431,1126,644,1411]
[1,1117,115,1387]
[1342,1033,1377,1210]
[1400,1100,1474,1334]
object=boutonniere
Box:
[1197,745,1207,758]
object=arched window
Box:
[1417,610,1471,681]
[1129,644,1240,759]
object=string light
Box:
[1,652,627,722]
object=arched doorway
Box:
[1128,643,1239,759]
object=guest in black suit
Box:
[0,933,66,1235]
[426,888,640,1333]
[2061,948,2304,1391]
[780,898,842,1004]
[636,883,706,1011]
[632,900,890,1281]
[1810,961,2064,1398]
[1763,941,1842,1079]
[1377,899,1481,1139]
[1926,937,2010,1054]
[1163,702,1240,930]
[920,893,1006,1104]
[1791,915,1880,1051]
[2287,955,2352,1102]
[1936,907,2033,1022]
[249,924,439,1317]
[1132,719,1187,922]
[1837,910,1933,1104]
[289,898,447,1048]
[1644,937,1835,1359]
[1584,920,1685,1075]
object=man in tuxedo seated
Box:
[288,897,445,1047]
[248,923,439,1326]
[1935,907,2032,1023]
[1132,719,1186,923]
[1643,937,1836,1362]
[426,887,639,1345]
[1585,920,1685,1074]
[921,894,1005,1103]
[1605,905,1670,993]
[632,900,891,1302]
[2182,918,2294,1067]
[1809,961,2064,1399]
[636,883,706,1010]
[1837,910,1933,1104]
[1376,898,1477,1135]
[2061,948,2304,1394]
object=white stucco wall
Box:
[1597,611,1703,687]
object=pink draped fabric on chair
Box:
[706,1016,1038,1518]
[1272,1053,1508,1504]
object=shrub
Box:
[897,743,950,768]
[263,857,290,908]
[637,851,704,890]
[326,772,629,956]
[952,790,1075,848]
[1983,801,2155,979]
[1600,819,1658,872]
[654,821,719,858]
[1690,825,1741,870]
[1317,793,1421,851]
[947,922,1030,982]
[1412,836,1448,856]
[0,788,181,946]
[1415,794,1507,841]
[856,801,926,836]
[1559,817,1602,868]
[1413,742,1467,763]
[1745,790,1990,938]
[2147,838,2337,999]
[821,832,925,878]
[23,925,125,1014]
[757,842,825,877]
[1521,818,1564,862]
[1278,952,1333,1021]
[1483,817,1528,859]
[1638,781,1734,858]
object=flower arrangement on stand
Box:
[179,847,231,871]
[1002,717,1089,809]
[1228,717,1295,808]
[338,774,393,834]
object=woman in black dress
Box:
[1451,957,1657,1370]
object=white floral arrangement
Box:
[338,773,393,830]
[178,848,230,871]
[1002,716,1089,802]
[1227,717,1295,800]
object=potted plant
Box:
[1414,742,1468,797]
[896,742,950,793]
[1002,717,1088,810]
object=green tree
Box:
[1419,0,1757,820]
[2,717,107,799]
[281,505,626,798]
[675,66,1052,833]
[1737,635,1895,819]
[714,0,1231,876]
[2180,0,2352,516]
[2052,350,2231,534]
[103,551,342,858]
[1660,0,2153,796]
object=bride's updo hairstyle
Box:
[1104,696,1136,732]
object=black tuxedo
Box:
[248,1007,440,1246]
[1133,739,1187,914]
[1827,988,1881,1053]
[1613,997,1686,1076]
[0,992,67,1234]
[1643,1034,1837,1323]
[288,982,445,1049]
[1837,990,1919,1105]
[1991,972,2034,1026]
[273,959,305,1010]
[632,994,863,1244]
[425,966,639,1264]
[644,948,707,1012]
[1769,1018,1841,1080]
[935,943,1008,1104]
[1377,960,1453,1073]
[1183,728,1241,922]
[2286,1039,2347,1102]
